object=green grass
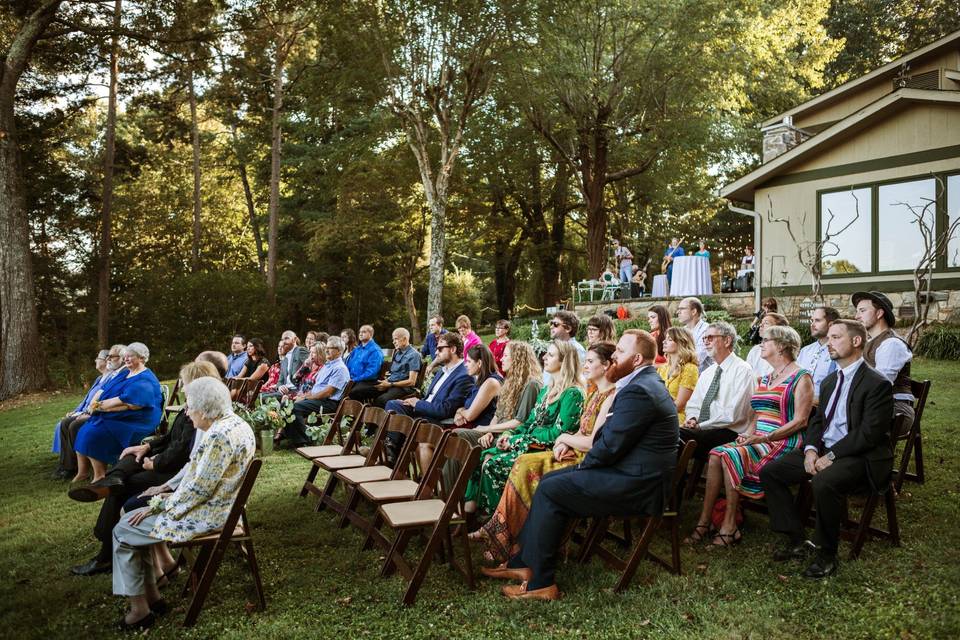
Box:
[1,360,959,639]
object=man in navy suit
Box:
[385,332,473,421]
[483,329,679,600]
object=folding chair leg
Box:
[849,495,879,561]
[912,433,925,483]
[402,523,445,606]
[613,517,660,593]
[183,543,229,627]
[885,488,901,547]
[181,545,211,598]
[362,512,385,551]
[243,539,266,611]
[382,529,414,578]
[578,517,609,564]
[458,524,475,590]
[337,486,362,529]
[668,517,682,574]
[315,474,340,513]
[684,458,705,501]
[300,464,320,498]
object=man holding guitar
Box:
[662,237,685,286]
[612,239,634,284]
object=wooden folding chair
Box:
[578,440,698,592]
[342,422,448,544]
[296,399,367,497]
[163,378,184,421]
[237,378,264,409]
[895,379,930,492]
[309,407,395,515]
[170,458,265,627]
[377,435,480,605]
[334,417,438,530]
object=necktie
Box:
[823,369,845,429]
[699,367,722,423]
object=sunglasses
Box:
[549,321,562,327]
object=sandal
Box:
[707,530,743,549]
[155,564,180,588]
[683,523,711,544]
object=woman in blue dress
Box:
[74,342,164,483]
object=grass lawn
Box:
[1,360,958,639]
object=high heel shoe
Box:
[683,523,711,544]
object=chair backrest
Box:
[393,422,448,482]
[417,435,480,511]
[345,405,389,456]
[666,440,698,515]
[321,399,365,446]
[214,457,262,544]
[413,365,428,393]
[908,379,931,437]
[166,378,182,408]
[238,378,263,408]
[366,412,419,467]
[226,377,245,392]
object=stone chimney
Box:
[761,116,812,163]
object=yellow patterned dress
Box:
[478,386,615,563]
[656,362,699,424]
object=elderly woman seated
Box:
[74,342,164,483]
[110,377,255,630]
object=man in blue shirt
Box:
[283,337,352,447]
[226,334,248,378]
[420,315,447,361]
[663,237,685,286]
[351,327,422,407]
[346,324,385,399]
[797,306,840,402]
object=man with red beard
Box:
[480,329,679,600]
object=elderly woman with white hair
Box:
[73,342,164,483]
[111,377,255,630]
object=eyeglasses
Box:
[677,306,690,311]
[703,334,722,342]
[549,321,562,327]
[107,355,121,360]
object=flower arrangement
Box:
[148,494,165,514]
[234,396,295,436]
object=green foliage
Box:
[3,362,960,638]
[234,396,294,432]
[915,324,960,360]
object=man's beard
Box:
[605,357,636,383]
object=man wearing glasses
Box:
[677,297,712,371]
[681,322,756,463]
[284,336,352,447]
[549,311,586,360]
[386,332,472,421]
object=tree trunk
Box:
[266,48,285,303]
[188,64,202,272]
[425,195,447,321]
[230,123,265,273]
[96,0,121,348]
[0,0,63,399]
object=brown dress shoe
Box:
[479,564,533,581]
[501,581,561,601]
[67,484,111,503]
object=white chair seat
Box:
[359,479,419,502]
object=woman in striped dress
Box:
[687,325,813,548]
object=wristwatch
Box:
[826,450,836,461]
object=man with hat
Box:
[853,291,915,433]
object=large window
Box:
[878,178,935,272]
[820,188,871,274]
[949,175,960,268]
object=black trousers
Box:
[372,386,415,408]
[93,455,174,562]
[57,414,90,473]
[679,427,738,461]
[511,466,655,589]
[348,381,381,401]
[286,398,339,446]
[759,449,872,556]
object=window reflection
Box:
[949,175,960,268]
[878,178,935,272]
[820,188,871,274]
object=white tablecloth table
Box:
[669,256,713,297]
[652,274,669,298]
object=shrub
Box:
[915,324,960,360]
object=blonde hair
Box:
[455,315,472,330]
[546,339,584,403]
[664,326,698,378]
[495,341,542,421]
[180,361,220,385]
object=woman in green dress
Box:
[470,342,616,562]
[464,340,584,515]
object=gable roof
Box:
[722,88,960,203]
[761,29,960,128]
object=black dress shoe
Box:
[150,599,168,616]
[68,484,111,502]
[772,539,817,562]
[92,474,126,490]
[802,553,839,579]
[70,558,112,576]
[117,611,155,631]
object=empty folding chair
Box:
[377,435,480,605]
